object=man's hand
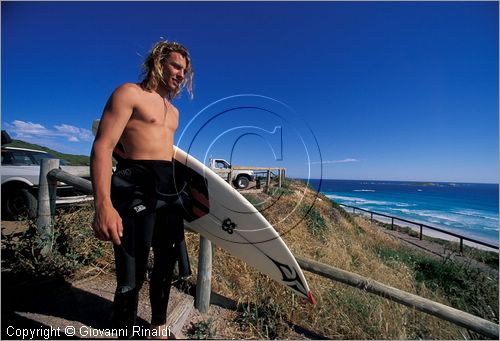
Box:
[93,203,123,245]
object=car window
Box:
[30,152,55,165]
[1,150,54,165]
[1,150,14,165]
[216,161,228,169]
[10,150,36,165]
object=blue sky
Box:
[2,1,498,183]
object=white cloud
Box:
[4,120,52,138]
[5,120,93,142]
[310,158,359,164]
[54,124,92,141]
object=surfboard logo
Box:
[222,218,236,234]
[268,257,308,297]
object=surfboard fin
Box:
[308,291,316,305]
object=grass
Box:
[376,245,499,324]
[235,299,287,339]
[374,220,499,269]
[186,320,214,339]
[2,204,112,283]
[300,204,329,240]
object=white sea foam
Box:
[395,203,416,207]
[324,185,499,246]
[453,209,499,221]
[326,194,392,206]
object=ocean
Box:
[307,179,499,247]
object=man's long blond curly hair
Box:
[140,40,193,100]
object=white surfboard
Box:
[92,119,314,303]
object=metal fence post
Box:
[37,158,60,256]
[196,236,212,313]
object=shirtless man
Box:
[91,40,193,339]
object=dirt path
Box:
[1,270,242,340]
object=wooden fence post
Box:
[37,158,59,256]
[196,236,212,313]
[278,169,282,188]
[266,170,271,193]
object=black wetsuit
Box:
[110,159,186,333]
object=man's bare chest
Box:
[131,100,178,129]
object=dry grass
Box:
[183,180,494,339]
[3,181,495,339]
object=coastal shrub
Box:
[186,320,214,339]
[2,204,110,281]
[329,199,363,231]
[375,245,499,323]
[300,205,329,240]
[268,186,294,197]
[235,299,287,339]
[377,221,499,268]
[242,193,262,208]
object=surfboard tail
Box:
[308,291,316,305]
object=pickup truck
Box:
[1,131,92,219]
[209,158,256,189]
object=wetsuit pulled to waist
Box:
[114,159,176,195]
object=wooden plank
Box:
[49,169,93,194]
[60,165,91,177]
[232,166,286,171]
[167,294,194,336]
[296,256,499,339]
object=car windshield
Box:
[1,149,56,165]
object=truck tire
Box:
[3,188,37,220]
[235,175,250,189]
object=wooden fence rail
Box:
[339,204,499,253]
[36,159,499,337]
[296,256,499,339]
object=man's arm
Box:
[90,84,138,245]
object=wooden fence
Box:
[35,159,499,338]
[216,166,286,191]
[339,204,499,253]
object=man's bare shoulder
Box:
[113,83,143,97]
[106,83,146,109]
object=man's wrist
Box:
[94,199,113,209]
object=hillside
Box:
[183,180,499,339]
[5,139,91,166]
[1,180,498,339]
